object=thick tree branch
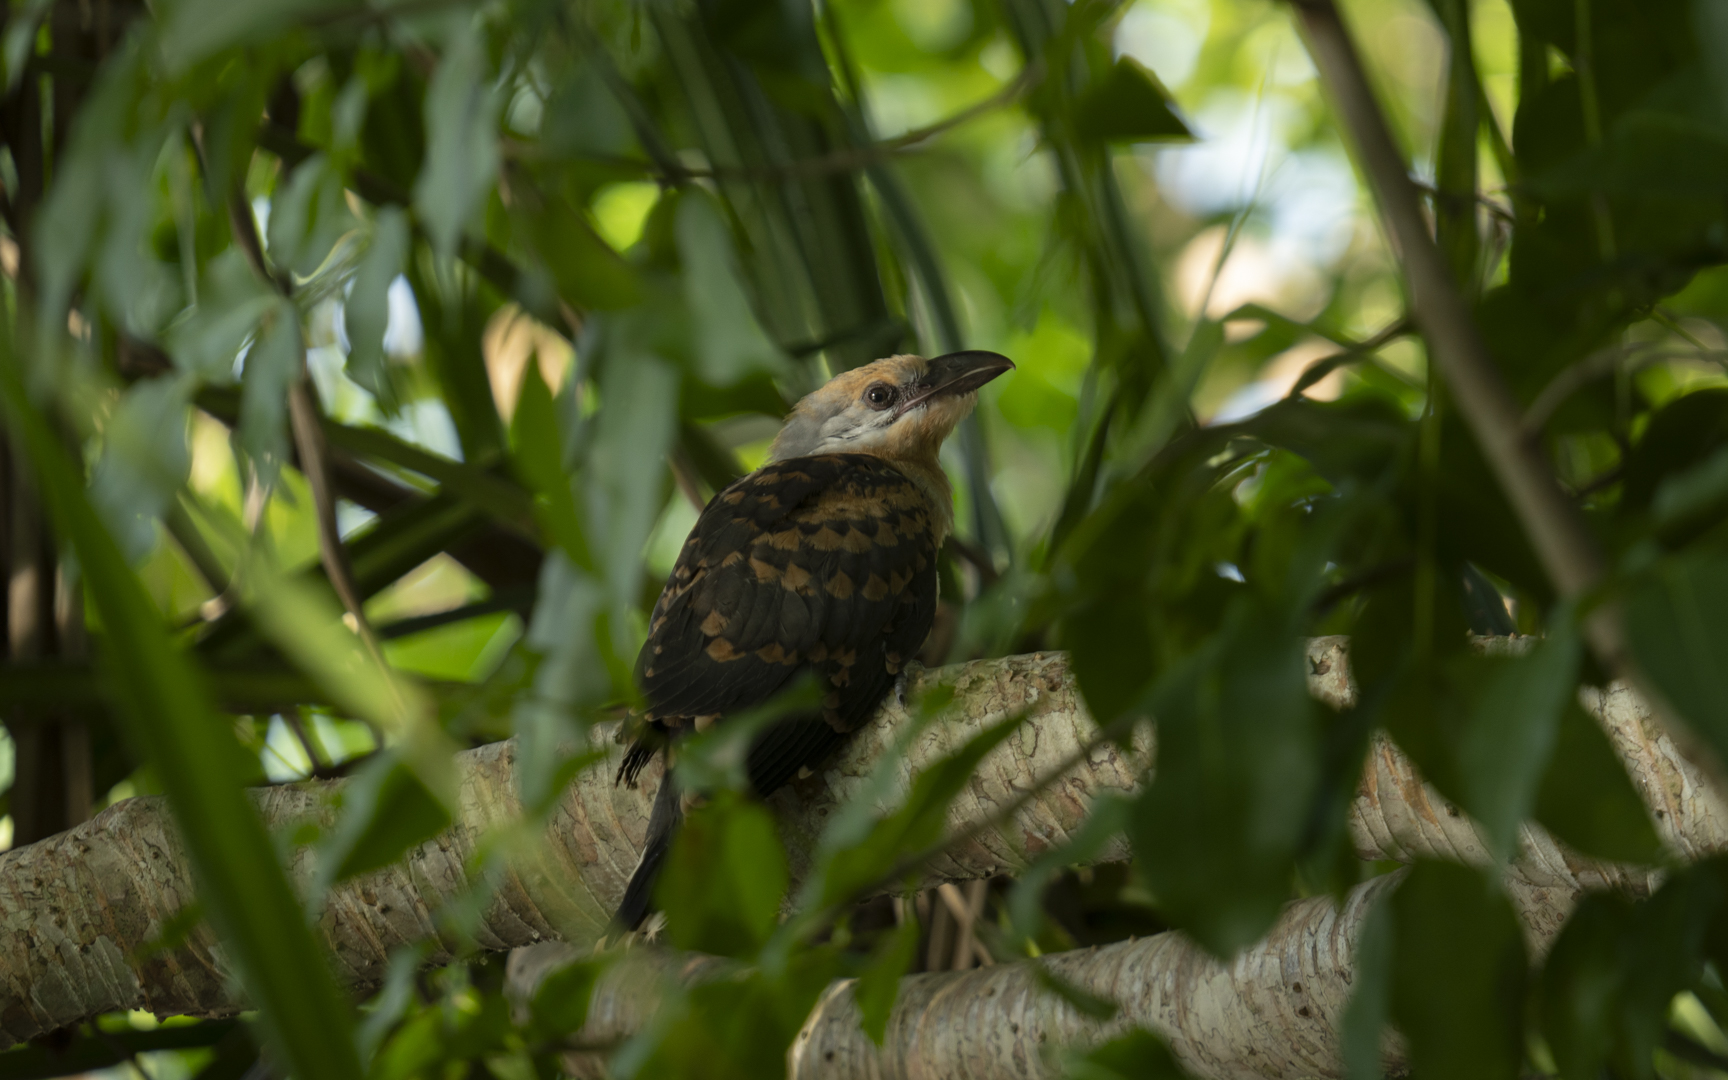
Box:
[512,873,1583,1080]
[0,643,1718,1047]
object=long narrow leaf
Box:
[0,349,363,1079]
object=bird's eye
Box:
[865,383,896,410]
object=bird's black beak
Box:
[894,351,1015,417]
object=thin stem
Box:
[1289,0,1726,786]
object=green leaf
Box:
[89,373,194,561]
[1651,444,1728,542]
[266,154,358,279]
[518,201,642,312]
[1534,699,1663,864]
[1034,965,1119,1021]
[529,955,607,1041]
[0,328,362,1080]
[1340,893,1394,1080]
[810,711,1024,910]
[1131,599,1319,957]
[1059,1028,1191,1080]
[344,208,411,405]
[166,249,279,382]
[1623,548,1728,781]
[1071,57,1193,144]
[676,189,787,386]
[1541,865,1723,1080]
[237,299,302,486]
[317,756,453,889]
[155,0,342,71]
[509,361,592,571]
[1389,861,1525,1080]
[659,792,790,957]
[854,917,919,1045]
[1453,622,1582,860]
[413,16,501,260]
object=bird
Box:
[613,349,1015,931]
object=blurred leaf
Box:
[510,361,592,570]
[1534,699,1664,864]
[0,332,362,1080]
[1131,599,1319,957]
[585,348,679,613]
[1059,1028,1191,1080]
[1340,892,1394,1080]
[413,16,501,259]
[1071,57,1193,144]
[236,299,302,486]
[89,373,194,561]
[1,0,50,92]
[1033,965,1118,1021]
[317,756,452,890]
[1388,861,1524,1080]
[156,0,340,71]
[166,249,278,382]
[345,208,410,404]
[529,955,607,1041]
[659,792,790,957]
[1624,549,1728,771]
[266,153,358,278]
[811,710,1022,909]
[676,189,787,386]
[1651,445,1728,541]
[854,916,919,1045]
[1452,621,1581,860]
[322,419,534,531]
[518,199,641,311]
[1542,864,1723,1080]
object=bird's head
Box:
[768,351,1015,465]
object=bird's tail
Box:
[615,767,682,931]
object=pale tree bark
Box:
[0,640,1718,1072]
[509,873,1582,1080]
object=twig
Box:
[1523,344,1728,437]
[1312,557,1415,613]
[1289,0,1728,787]
[535,62,1044,184]
[218,163,403,731]
[1285,315,1413,399]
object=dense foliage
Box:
[4,0,1728,1075]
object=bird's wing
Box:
[636,454,939,787]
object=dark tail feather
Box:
[615,769,683,931]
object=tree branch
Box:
[0,643,1718,1047]
[514,871,1583,1080]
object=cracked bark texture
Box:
[0,640,1716,1049]
[511,873,1582,1080]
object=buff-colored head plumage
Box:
[768,351,1014,466]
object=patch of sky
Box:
[1113,0,1212,89]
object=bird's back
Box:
[629,452,940,797]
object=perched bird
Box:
[614,350,1015,930]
